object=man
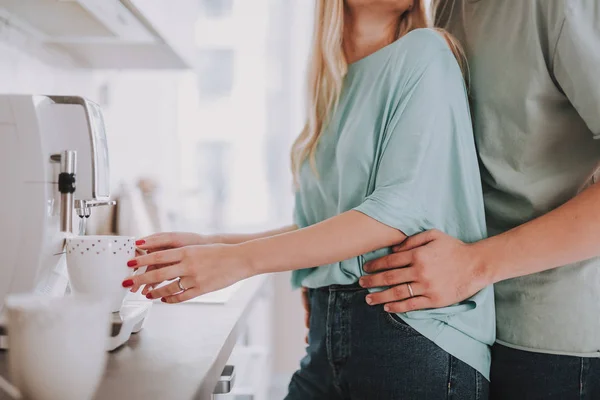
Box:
[310,0,600,398]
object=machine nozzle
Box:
[74,199,117,235]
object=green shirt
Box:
[291,29,495,379]
[437,0,600,356]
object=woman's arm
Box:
[137,225,297,251]
[214,225,298,245]
[125,210,406,302]
[134,225,297,296]
[241,211,405,274]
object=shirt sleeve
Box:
[553,0,600,137]
[354,49,463,236]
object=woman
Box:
[123,0,494,398]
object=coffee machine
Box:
[0,95,151,350]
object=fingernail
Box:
[161,298,167,303]
[146,293,153,299]
[127,260,138,267]
[122,279,134,288]
[366,296,373,305]
[384,305,390,312]
[359,278,366,287]
[136,240,146,246]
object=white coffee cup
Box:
[66,235,135,313]
[5,293,110,400]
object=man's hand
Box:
[359,229,491,313]
[301,287,310,344]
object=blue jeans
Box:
[286,285,488,400]
[490,344,600,400]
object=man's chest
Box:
[442,1,571,159]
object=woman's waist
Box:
[294,259,365,289]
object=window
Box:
[196,49,235,101]
[175,0,313,234]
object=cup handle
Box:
[126,248,148,296]
[0,374,21,399]
[134,247,148,275]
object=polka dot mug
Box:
[66,236,136,312]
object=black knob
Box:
[58,172,76,194]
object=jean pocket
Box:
[384,312,420,335]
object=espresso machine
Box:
[0,95,151,350]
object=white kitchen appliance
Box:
[0,94,150,351]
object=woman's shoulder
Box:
[391,28,458,69]
[399,28,449,49]
[387,28,465,86]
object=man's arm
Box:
[475,181,600,283]
[360,0,600,312]
[360,181,600,312]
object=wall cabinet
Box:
[0,0,197,69]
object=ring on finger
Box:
[148,278,194,299]
[406,282,414,298]
[174,277,195,294]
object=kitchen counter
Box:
[0,275,270,400]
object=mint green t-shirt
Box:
[291,29,495,379]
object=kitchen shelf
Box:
[0,0,198,69]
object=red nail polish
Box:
[135,240,145,246]
[127,260,137,267]
[146,293,153,299]
[161,298,167,303]
[122,279,134,288]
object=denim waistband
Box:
[313,282,365,292]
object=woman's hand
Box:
[134,232,215,295]
[123,244,255,303]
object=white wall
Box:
[0,41,98,99]
[99,71,182,209]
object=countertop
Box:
[0,274,269,400]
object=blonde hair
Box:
[290,0,467,183]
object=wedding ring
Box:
[177,278,186,292]
[407,283,414,298]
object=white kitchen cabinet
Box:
[0,0,198,69]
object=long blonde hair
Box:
[290,0,467,183]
